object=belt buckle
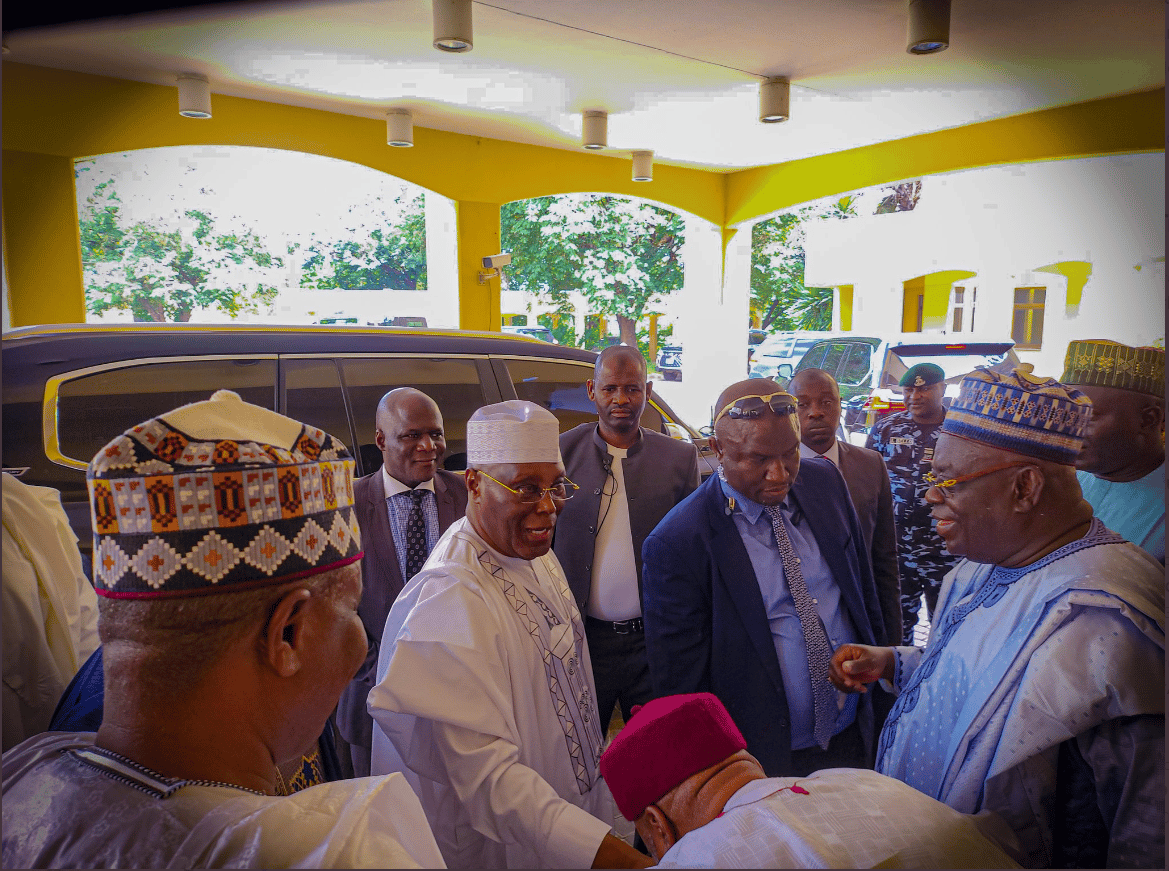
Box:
[614,618,642,634]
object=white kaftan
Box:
[655,768,1020,868]
[369,517,631,869]
[2,732,445,868]
[877,520,1164,867]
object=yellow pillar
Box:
[3,150,86,326]
[456,200,503,332]
[648,312,660,363]
[838,285,854,331]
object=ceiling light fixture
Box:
[176,74,212,119]
[632,151,653,182]
[386,109,414,147]
[759,77,790,123]
[433,0,473,53]
[907,0,950,54]
[582,110,607,150]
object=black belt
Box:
[586,616,643,634]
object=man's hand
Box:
[829,644,895,693]
[592,832,654,869]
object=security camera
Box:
[482,253,512,269]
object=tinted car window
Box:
[820,343,848,377]
[504,358,597,432]
[799,343,830,370]
[284,357,354,461]
[56,357,278,466]
[340,357,487,472]
[839,342,874,387]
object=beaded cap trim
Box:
[1060,339,1165,397]
[88,417,361,598]
[941,367,1091,465]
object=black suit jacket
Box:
[642,460,889,777]
[836,440,902,645]
[336,468,467,754]
[554,423,700,611]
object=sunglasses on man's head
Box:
[713,392,798,426]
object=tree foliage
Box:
[874,180,923,214]
[79,179,283,322]
[501,195,684,346]
[298,193,427,290]
[751,195,858,331]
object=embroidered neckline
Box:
[71,746,268,799]
[717,779,810,818]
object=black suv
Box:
[3,324,717,566]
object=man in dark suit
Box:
[555,345,700,733]
[642,378,887,777]
[336,387,467,776]
[789,368,901,645]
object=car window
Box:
[838,342,873,387]
[339,357,488,472]
[502,358,597,432]
[820,343,848,376]
[798,343,830,370]
[284,357,356,464]
[55,357,277,466]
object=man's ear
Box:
[708,433,722,460]
[375,428,387,451]
[1139,399,1165,434]
[586,379,597,401]
[464,467,480,498]
[1012,465,1045,512]
[635,805,677,861]
[644,380,654,401]
[263,587,312,677]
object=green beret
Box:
[1061,340,1165,397]
[900,363,945,388]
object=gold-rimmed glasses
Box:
[923,460,1034,496]
[713,392,797,426]
[476,470,579,503]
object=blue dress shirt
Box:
[720,475,859,750]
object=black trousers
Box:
[787,717,867,777]
[584,618,654,734]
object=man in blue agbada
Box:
[830,367,1164,869]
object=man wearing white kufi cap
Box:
[369,401,648,870]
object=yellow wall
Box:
[838,285,854,330]
[1035,261,1092,308]
[2,60,1163,329]
[902,270,977,331]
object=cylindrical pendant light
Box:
[907,0,950,54]
[759,77,789,124]
[433,0,473,52]
[582,110,608,150]
[386,109,414,147]
[177,74,212,119]
[632,151,654,182]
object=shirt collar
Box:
[799,439,840,467]
[382,465,437,498]
[591,424,644,457]
[717,472,789,524]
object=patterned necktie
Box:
[764,504,836,750]
[403,489,428,581]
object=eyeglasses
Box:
[923,460,1034,496]
[713,392,797,426]
[476,470,579,503]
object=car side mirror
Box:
[778,364,793,379]
[698,425,713,438]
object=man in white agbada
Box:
[369,400,648,870]
[830,369,1164,869]
[2,391,444,869]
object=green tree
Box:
[874,180,923,214]
[299,193,427,289]
[79,179,283,322]
[502,195,684,346]
[750,195,858,331]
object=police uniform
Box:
[865,408,960,643]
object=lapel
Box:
[433,472,455,529]
[703,477,787,697]
[364,472,404,591]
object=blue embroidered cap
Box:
[941,367,1091,465]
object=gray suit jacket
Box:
[836,440,902,645]
[336,467,468,755]
[554,424,700,611]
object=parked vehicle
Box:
[657,343,683,380]
[502,324,557,343]
[370,315,429,328]
[2,324,718,569]
[746,328,767,370]
[749,331,829,383]
[792,334,1020,435]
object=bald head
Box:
[376,388,446,487]
[595,343,647,380]
[714,378,784,424]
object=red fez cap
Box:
[599,693,747,821]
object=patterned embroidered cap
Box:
[941,367,1091,465]
[599,692,747,821]
[466,400,561,465]
[899,362,945,388]
[1060,339,1165,397]
[88,390,362,599]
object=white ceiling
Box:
[4,0,1164,171]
